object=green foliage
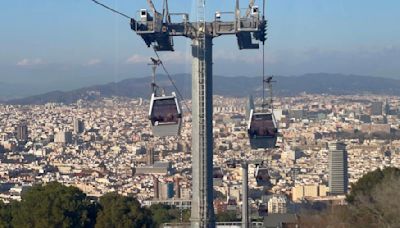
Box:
[347,167,400,203]
[180,209,191,223]
[1,183,187,228]
[0,201,12,228]
[148,204,190,227]
[95,192,153,228]
[346,170,400,227]
[149,204,175,227]
[301,167,400,227]
[216,211,239,222]
[11,182,97,228]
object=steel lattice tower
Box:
[127,0,266,226]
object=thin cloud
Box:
[159,51,190,64]
[126,54,148,64]
[126,51,190,65]
[16,58,45,66]
[214,50,277,65]
[84,59,102,66]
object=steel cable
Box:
[153,50,192,113]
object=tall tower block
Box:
[328,142,348,195]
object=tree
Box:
[95,193,153,228]
[0,201,12,228]
[346,167,400,203]
[149,204,175,227]
[300,167,400,227]
[299,206,353,228]
[346,171,400,227]
[12,182,97,228]
[216,211,239,222]
[148,204,190,227]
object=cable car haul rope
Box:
[152,50,192,113]
[247,0,279,149]
[91,0,133,19]
[148,53,183,137]
[89,0,276,146]
[89,0,190,137]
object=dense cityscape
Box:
[2,0,400,226]
[1,93,399,226]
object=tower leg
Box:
[190,36,215,228]
[242,163,249,228]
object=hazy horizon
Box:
[2,72,400,102]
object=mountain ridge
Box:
[4,73,400,105]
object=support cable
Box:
[262,0,266,111]
[262,41,266,111]
[90,0,190,115]
[90,0,133,19]
[153,49,192,113]
[90,0,190,112]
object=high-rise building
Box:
[370,101,383,115]
[73,119,85,134]
[16,124,28,141]
[153,176,159,199]
[54,131,73,145]
[384,99,390,115]
[159,181,174,200]
[153,177,175,200]
[146,148,155,165]
[328,142,348,195]
[174,177,181,199]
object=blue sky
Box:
[0,0,400,96]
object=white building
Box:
[267,194,287,214]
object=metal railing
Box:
[161,221,264,228]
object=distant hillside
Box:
[5,73,400,105]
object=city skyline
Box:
[1,93,399,226]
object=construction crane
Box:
[91,0,267,227]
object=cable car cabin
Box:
[148,92,182,137]
[213,167,224,179]
[213,166,224,186]
[254,166,272,188]
[247,109,278,149]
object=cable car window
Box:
[255,167,272,187]
[213,167,224,179]
[249,114,276,138]
[256,168,268,180]
[151,99,179,125]
[254,114,272,121]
